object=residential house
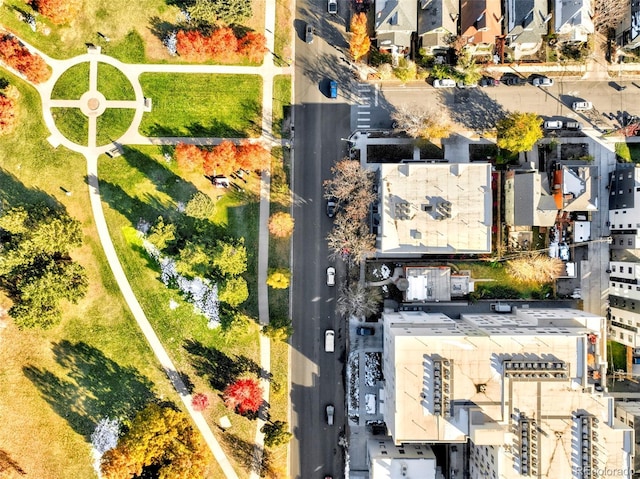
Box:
[554,0,594,43]
[460,0,502,55]
[504,0,549,59]
[504,170,557,227]
[375,0,417,54]
[377,163,492,257]
[615,0,640,51]
[381,309,633,478]
[418,0,459,54]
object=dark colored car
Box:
[356,326,375,336]
[326,198,337,217]
[305,24,314,43]
[501,75,524,86]
[329,80,337,99]
[480,77,499,87]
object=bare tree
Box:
[337,282,383,319]
[324,158,375,205]
[506,254,565,283]
[391,105,453,143]
[327,219,375,265]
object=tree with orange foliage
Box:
[0,94,16,134]
[0,35,50,83]
[238,31,268,63]
[29,0,82,25]
[176,30,210,62]
[223,378,263,415]
[236,140,271,172]
[207,27,238,62]
[349,13,371,62]
[175,143,206,171]
[204,140,237,177]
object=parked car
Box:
[326,266,336,286]
[572,101,593,111]
[326,404,335,425]
[533,76,554,87]
[559,242,570,261]
[433,78,456,88]
[457,81,478,88]
[356,326,375,336]
[479,77,499,87]
[326,198,337,217]
[329,80,337,99]
[501,75,524,86]
[566,121,582,130]
[305,23,314,43]
[327,0,337,13]
[544,120,563,130]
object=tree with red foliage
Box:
[0,35,50,83]
[0,94,16,134]
[176,30,210,62]
[29,0,82,25]
[204,140,237,177]
[238,31,268,63]
[191,393,210,412]
[223,377,263,415]
[207,27,238,63]
[175,143,206,171]
[236,140,271,172]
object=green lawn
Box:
[97,63,135,100]
[274,0,292,66]
[272,75,291,139]
[51,107,88,146]
[51,62,90,100]
[138,74,263,137]
[457,261,549,299]
[608,340,628,372]
[96,108,135,145]
[0,70,186,478]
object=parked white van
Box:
[325,330,335,352]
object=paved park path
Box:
[1,0,291,475]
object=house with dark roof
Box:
[504,0,549,59]
[460,0,502,55]
[418,0,459,54]
[374,0,417,54]
[504,171,557,227]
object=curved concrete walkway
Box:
[1,0,290,474]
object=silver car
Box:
[326,404,335,425]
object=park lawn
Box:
[98,145,276,477]
[97,63,135,100]
[51,62,89,99]
[96,108,135,146]
[274,0,292,66]
[0,70,186,478]
[138,74,263,138]
[272,75,291,139]
[51,107,88,146]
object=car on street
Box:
[433,78,456,88]
[329,80,337,99]
[533,76,554,87]
[566,121,582,130]
[326,404,335,425]
[559,242,570,261]
[457,81,478,88]
[305,23,314,43]
[326,266,336,286]
[356,326,375,336]
[501,75,524,86]
[324,330,335,352]
[544,120,563,130]
[326,198,337,217]
[572,101,593,111]
[480,77,499,87]
[327,0,337,14]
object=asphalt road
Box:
[289,2,351,478]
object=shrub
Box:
[0,35,51,83]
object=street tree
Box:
[349,13,370,61]
[326,217,375,265]
[236,140,271,172]
[456,50,482,85]
[212,239,247,276]
[391,105,453,143]
[266,268,290,289]
[261,420,293,447]
[268,211,294,238]
[187,0,252,24]
[223,378,263,415]
[496,111,543,154]
[336,282,383,319]
[506,254,565,283]
[323,158,375,208]
[219,276,249,306]
[101,403,208,479]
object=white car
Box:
[326,404,335,425]
[326,266,335,286]
[572,101,593,111]
[544,120,563,130]
[533,76,554,87]
[433,78,456,88]
[328,0,337,14]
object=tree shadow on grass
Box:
[220,432,277,477]
[142,120,246,139]
[183,339,271,392]
[0,168,62,211]
[23,340,156,438]
[0,450,26,476]
[148,16,178,43]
